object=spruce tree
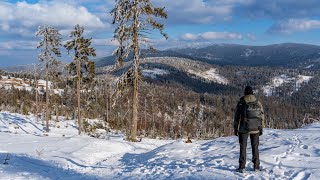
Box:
[65,24,96,134]
[111,0,168,141]
[36,26,62,132]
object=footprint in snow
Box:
[213,159,224,166]
[295,153,311,157]
[300,144,308,149]
[291,171,311,180]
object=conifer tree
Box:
[111,0,168,141]
[36,26,62,132]
[65,24,96,134]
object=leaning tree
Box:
[36,26,62,132]
[111,0,168,141]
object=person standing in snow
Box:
[234,86,264,173]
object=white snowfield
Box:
[188,68,229,85]
[142,68,169,79]
[0,76,63,95]
[263,74,313,96]
[0,112,319,180]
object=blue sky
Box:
[1,0,320,67]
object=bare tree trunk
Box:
[151,94,155,138]
[35,66,39,123]
[106,84,109,123]
[45,62,49,132]
[42,105,45,125]
[144,98,147,131]
[77,58,81,134]
[56,107,59,123]
[130,0,139,141]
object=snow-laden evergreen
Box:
[0,111,319,179]
[36,25,62,132]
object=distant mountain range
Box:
[3,43,320,72]
[95,43,320,70]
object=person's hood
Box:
[244,94,256,103]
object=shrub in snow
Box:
[3,154,10,165]
[185,137,192,143]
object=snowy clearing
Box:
[0,112,320,179]
[242,49,254,57]
[142,68,169,79]
[0,76,63,95]
[188,68,229,85]
[263,74,313,96]
[305,64,314,69]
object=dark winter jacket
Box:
[234,95,265,134]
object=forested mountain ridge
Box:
[1,44,320,140]
[95,43,320,70]
[98,56,317,98]
[96,56,320,137]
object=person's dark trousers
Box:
[238,133,260,169]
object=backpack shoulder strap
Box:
[239,97,246,105]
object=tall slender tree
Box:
[111,0,168,141]
[36,26,62,132]
[65,24,96,134]
[33,63,39,123]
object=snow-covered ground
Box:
[0,75,36,91]
[295,75,313,90]
[188,68,229,85]
[242,48,254,57]
[142,68,169,79]
[305,64,314,69]
[0,76,63,95]
[0,111,320,179]
[263,74,313,96]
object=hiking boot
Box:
[236,168,245,173]
[254,166,260,172]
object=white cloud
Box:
[181,32,243,41]
[0,40,37,50]
[92,38,119,46]
[154,0,253,24]
[0,1,106,35]
[269,19,320,34]
[202,32,242,40]
[246,33,256,41]
[181,33,199,40]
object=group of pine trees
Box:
[35,25,96,134]
[21,0,168,141]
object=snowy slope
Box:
[0,76,63,95]
[142,68,169,79]
[263,74,313,96]
[188,68,229,85]
[0,112,319,179]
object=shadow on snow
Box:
[0,153,102,180]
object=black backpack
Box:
[241,99,262,131]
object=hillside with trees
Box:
[1,55,319,140]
